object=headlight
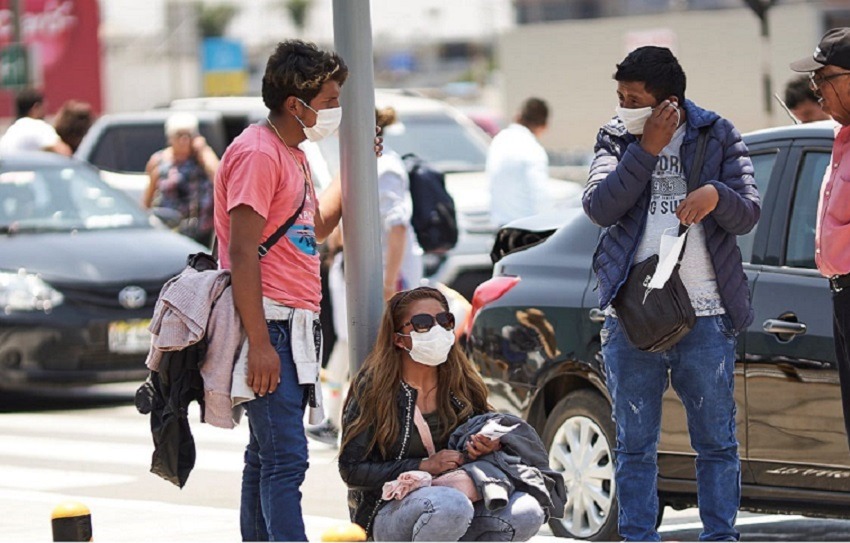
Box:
[0,269,64,313]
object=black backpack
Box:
[402,153,459,254]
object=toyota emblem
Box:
[118,286,147,309]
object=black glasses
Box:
[399,311,455,333]
[809,71,850,92]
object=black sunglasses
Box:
[399,311,456,333]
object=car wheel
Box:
[543,389,618,541]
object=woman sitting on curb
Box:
[338,286,549,541]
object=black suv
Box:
[467,121,849,540]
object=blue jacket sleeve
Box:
[706,120,761,235]
[583,131,658,227]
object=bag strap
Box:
[674,125,712,264]
[677,126,711,235]
[413,405,436,457]
[257,180,308,259]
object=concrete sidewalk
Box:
[2,487,564,542]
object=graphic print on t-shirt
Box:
[648,155,686,218]
[286,188,318,256]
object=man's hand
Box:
[466,435,501,460]
[419,450,464,475]
[676,184,719,226]
[375,125,384,157]
[640,100,680,156]
[247,340,281,396]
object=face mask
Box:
[401,325,456,366]
[615,105,653,135]
[295,98,342,142]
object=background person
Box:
[53,100,95,153]
[338,286,545,542]
[486,97,549,227]
[784,74,832,123]
[791,27,850,451]
[0,88,71,156]
[144,112,219,246]
[584,46,760,542]
[307,106,424,445]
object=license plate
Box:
[108,319,152,354]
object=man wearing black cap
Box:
[791,27,850,449]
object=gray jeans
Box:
[372,486,545,542]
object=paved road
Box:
[2,385,850,542]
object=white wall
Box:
[499,3,822,153]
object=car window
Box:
[382,113,489,172]
[738,151,778,262]
[786,150,831,269]
[0,165,149,232]
[89,122,225,174]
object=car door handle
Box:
[589,308,606,323]
[762,319,807,336]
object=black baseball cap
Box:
[791,28,850,72]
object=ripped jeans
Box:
[372,487,544,542]
[602,315,740,542]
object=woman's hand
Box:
[466,434,500,460]
[419,450,464,475]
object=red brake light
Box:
[464,276,521,334]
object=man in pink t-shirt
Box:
[214,40,348,542]
[792,28,850,451]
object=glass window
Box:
[0,164,149,232]
[381,113,489,172]
[786,151,831,269]
[738,151,778,262]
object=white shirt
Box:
[486,123,549,227]
[0,117,61,154]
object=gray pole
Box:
[333,0,382,375]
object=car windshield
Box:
[382,113,489,172]
[0,163,150,233]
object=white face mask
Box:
[615,105,653,135]
[296,98,342,142]
[400,325,456,366]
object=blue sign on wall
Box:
[202,38,246,73]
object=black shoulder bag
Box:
[611,126,710,353]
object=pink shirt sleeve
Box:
[225,150,279,219]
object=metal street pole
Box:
[332,0,382,375]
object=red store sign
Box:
[0,0,102,117]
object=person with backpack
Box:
[306,106,424,445]
[486,97,550,227]
[583,46,760,541]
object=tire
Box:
[542,389,619,541]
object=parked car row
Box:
[466,120,850,540]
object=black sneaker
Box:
[306,420,339,446]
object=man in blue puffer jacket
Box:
[583,46,760,542]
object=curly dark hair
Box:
[615,46,686,105]
[54,100,95,153]
[262,40,349,113]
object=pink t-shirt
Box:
[214,124,320,312]
[816,123,850,278]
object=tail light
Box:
[463,276,521,336]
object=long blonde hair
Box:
[341,287,490,458]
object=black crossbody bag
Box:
[611,126,710,353]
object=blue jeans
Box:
[602,315,740,542]
[240,321,310,541]
[373,487,545,542]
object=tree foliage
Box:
[282,0,312,32]
[199,4,239,38]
